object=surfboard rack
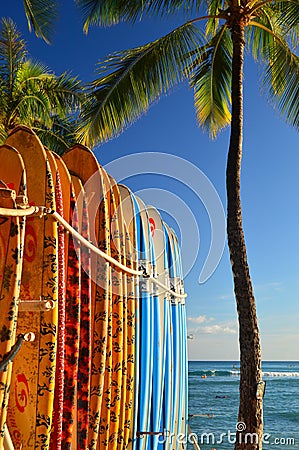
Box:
[18,298,56,311]
[0,205,188,299]
[0,333,35,372]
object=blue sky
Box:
[2,1,298,360]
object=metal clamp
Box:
[18,297,56,312]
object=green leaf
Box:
[78,22,203,146]
[22,0,58,43]
[0,18,27,95]
[247,0,299,59]
[205,0,225,36]
[33,116,78,155]
[190,25,232,138]
[261,38,299,130]
[76,0,205,31]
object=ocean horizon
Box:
[187,361,299,449]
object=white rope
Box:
[152,276,187,300]
[0,205,39,217]
[0,205,187,298]
[52,210,187,298]
[51,210,143,276]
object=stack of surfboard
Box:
[0,126,187,450]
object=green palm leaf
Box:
[22,0,58,43]
[33,115,78,155]
[76,0,205,31]
[0,18,27,95]
[205,0,225,36]
[190,25,232,138]
[260,37,299,129]
[247,1,299,59]
[78,22,203,146]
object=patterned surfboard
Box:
[71,174,92,450]
[118,184,138,450]
[63,145,110,450]
[104,175,126,449]
[5,126,58,450]
[0,144,26,447]
[46,150,66,450]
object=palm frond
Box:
[258,34,299,129]
[190,25,232,138]
[14,60,83,116]
[0,124,7,144]
[76,0,205,31]
[33,115,78,155]
[0,18,27,94]
[205,0,225,36]
[12,92,52,129]
[78,22,203,147]
[22,0,58,43]
[42,71,83,115]
[247,1,299,58]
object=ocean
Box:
[187,361,299,449]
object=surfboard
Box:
[118,184,138,450]
[135,196,154,450]
[62,144,110,450]
[61,175,81,450]
[161,223,173,450]
[51,151,82,450]
[5,126,58,450]
[46,150,66,450]
[146,206,168,450]
[69,174,92,450]
[171,232,187,450]
[97,172,124,449]
[0,144,26,448]
[163,223,180,450]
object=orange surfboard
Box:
[5,126,58,450]
[63,145,110,450]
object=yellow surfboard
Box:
[0,144,26,448]
[96,172,124,449]
[5,126,58,450]
[118,184,139,450]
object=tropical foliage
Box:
[75,0,298,147]
[0,18,83,154]
[21,0,58,43]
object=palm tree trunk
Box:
[226,19,263,450]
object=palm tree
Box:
[76,1,298,449]
[21,0,58,43]
[0,18,83,154]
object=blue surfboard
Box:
[146,206,168,450]
[135,196,154,450]
[171,229,188,449]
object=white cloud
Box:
[199,324,237,335]
[188,318,238,336]
[187,315,209,324]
